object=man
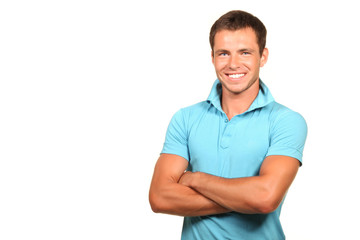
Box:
[149,10,307,240]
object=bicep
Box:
[259,155,300,203]
[151,153,189,185]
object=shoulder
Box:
[267,102,306,123]
[167,101,210,131]
[266,102,307,137]
[173,101,211,121]
[265,102,308,163]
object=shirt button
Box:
[225,119,229,123]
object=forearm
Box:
[149,154,231,217]
[181,172,273,214]
[180,156,299,214]
[149,181,230,217]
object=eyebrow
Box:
[238,48,256,53]
[214,48,256,54]
[214,49,230,54]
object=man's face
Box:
[212,28,268,96]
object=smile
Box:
[228,73,245,78]
[225,73,246,80]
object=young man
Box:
[149,10,307,240]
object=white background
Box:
[1,0,359,239]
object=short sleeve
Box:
[161,109,190,161]
[266,111,308,165]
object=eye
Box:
[242,52,250,55]
[219,52,228,57]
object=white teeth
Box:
[228,73,245,78]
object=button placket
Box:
[220,121,232,149]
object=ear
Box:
[211,51,215,65]
[260,48,269,67]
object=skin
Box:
[179,155,299,214]
[149,28,300,216]
[149,153,229,216]
[212,28,268,120]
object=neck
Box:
[221,82,260,120]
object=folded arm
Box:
[149,153,230,217]
[179,155,300,214]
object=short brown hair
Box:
[209,10,267,55]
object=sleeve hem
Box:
[160,150,190,162]
[266,147,303,166]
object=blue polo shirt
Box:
[161,79,307,240]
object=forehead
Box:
[213,28,259,51]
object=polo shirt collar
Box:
[206,79,275,114]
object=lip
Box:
[225,72,247,81]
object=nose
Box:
[229,55,240,70]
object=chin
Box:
[221,78,258,95]
[222,83,247,95]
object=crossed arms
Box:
[149,153,300,216]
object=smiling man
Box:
[149,10,307,240]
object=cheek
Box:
[214,59,228,71]
[244,59,260,70]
